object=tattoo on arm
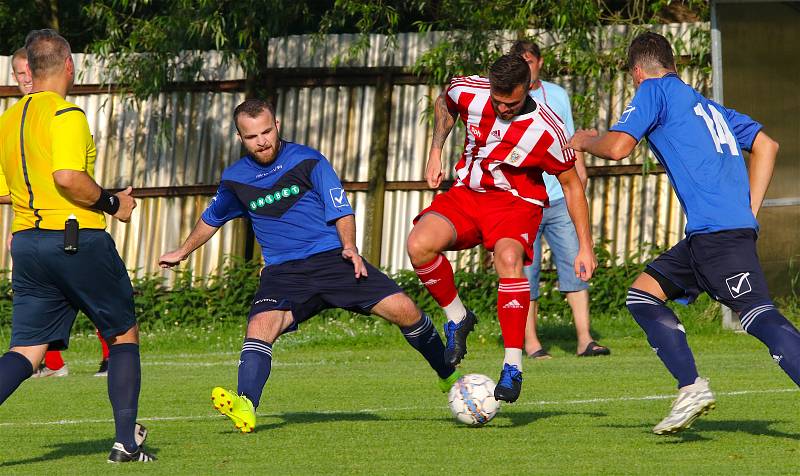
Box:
[431,92,457,150]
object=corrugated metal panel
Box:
[0,24,709,279]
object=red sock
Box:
[413,254,458,307]
[497,278,530,349]
[44,351,65,370]
[97,328,109,360]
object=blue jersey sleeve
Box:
[201,181,247,227]
[310,157,354,224]
[721,105,762,152]
[609,79,664,141]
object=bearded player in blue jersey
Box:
[568,32,800,435]
[158,99,460,433]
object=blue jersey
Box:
[202,141,354,266]
[610,73,762,236]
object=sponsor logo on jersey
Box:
[618,105,636,124]
[502,299,524,309]
[255,164,283,179]
[520,233,529,243]
[491,129,501,139]
[329,188,350,208]
[725,272,752,299]
[469,123,482,140]
[248,185,301,209]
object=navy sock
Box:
[107,343,141,452]
[0,351,34,405]
[627,289,699,388]
[400,313,456,379]
[237,338,272,408]
[742,305,800,387]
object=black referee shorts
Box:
[9,229,136,350]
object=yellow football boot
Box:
[211,387,256,433]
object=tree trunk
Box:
[363,72,393,266]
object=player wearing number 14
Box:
[568,32,800,435]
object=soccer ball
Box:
[447,373,501,426]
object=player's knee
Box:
[247,311,290,343]
[375,293,420,327]
[406,230,437,262]
[494,254,523,277]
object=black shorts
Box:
[646,228,773,314]
[10,229,136,350]
[249,248,403,331]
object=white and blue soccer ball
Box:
[448,373,501,426]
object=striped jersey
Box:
[445,75,576,206]
[0,91,105,232]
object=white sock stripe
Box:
[625,298,663,306]
[741,304,774,323]
[741,307,772,331]
[414,255,444,275]
[742,306,775,331]
[498,284,530,291]
[625,296,662,305]
[242,342,273,356]
[243,341,272,350]
[627,289,663,301]
[626,290,663,305]
[403,316,433,337]
[627,289,655,298]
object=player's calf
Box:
[742,305,800,386]
[626,288,699,387]
[0,351,35,405]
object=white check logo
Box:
[329,188,349,209]
[726,272,752,298]
[731,273,749,293]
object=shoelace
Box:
[498,365,521,388]
[443,321,457,351]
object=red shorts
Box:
[414,186,543,265]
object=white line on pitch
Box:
[1,387,796,428]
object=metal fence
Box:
[0,24,709,280]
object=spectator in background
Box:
[509,40,610,359]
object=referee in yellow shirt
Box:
[0,30,154,463]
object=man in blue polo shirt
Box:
[568,32,800,435]
[509,40,610,359]
[158,99,460,433]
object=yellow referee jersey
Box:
[0,91,106,232]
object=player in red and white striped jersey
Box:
[407,55,597,403]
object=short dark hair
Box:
[509,40,541,59]
[12,47,27,62]
[233,98,277,129]
[627,32,675,73]
[488,54,531,94]
[24,29,71,78]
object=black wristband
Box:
[89,188,120,215]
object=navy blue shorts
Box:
[10,229,136,350]
[248,248,403,330]
[646,228,773,314]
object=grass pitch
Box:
[1,317,799,475]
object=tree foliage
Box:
[84,0,329,98]
[319,0,710,126]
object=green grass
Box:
[1,309,799,475]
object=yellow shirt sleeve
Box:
[51,108,92,172]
